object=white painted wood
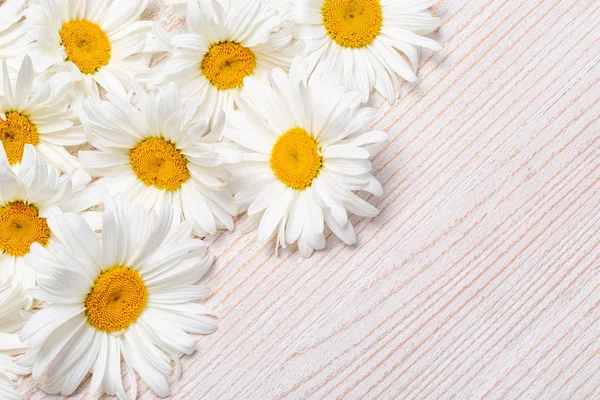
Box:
[16,0,600,398]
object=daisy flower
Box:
[0,282,29,400]
[294,0,441,103]
[20,198,217,399]
[155,0,299,124]
[0,0,27,61]
[23,0,160,109]
[224,62,388,257]
[79,84,238,237]
[0,144,102,291]
[1,56,87,172]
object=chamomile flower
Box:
[23,0,160,109]
[1,56,86,172]
[0,0,27,61]
[79,84,238,237]
[155,0,299,125]
[0,144,102,291]
[224,62,387,257]
[294,0,441,103]
[0,282,29,400]
[20,198,217,399]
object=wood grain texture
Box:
[15,0,600,398]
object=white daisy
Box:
[19,198,217,399]
[294,0,441,103]
[0,282,29,400]
[1,56,87,172]
[224,61,388,257]
[0,144,102,291]
[23,0,160,109]
[155,0,299,125]
[0,0,27,61]
[79,83,238,237]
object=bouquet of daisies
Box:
[0,0,439,398]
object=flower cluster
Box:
[0,0,439,398]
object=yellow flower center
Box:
[129,137,190,192]
[59,19,111,74]
[322,0,383,48]
[270,127,323,190]
[0,112,39,165]
[201,41,257,90]
[85,266,147,332]
[0,202,50,257]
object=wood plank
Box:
[16,0,600,398]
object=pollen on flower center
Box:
[59,19,111,74]
[270,127,323,190]
[322,0,383,48]
[201,41,257,90]
[0,202,50,257]
[0,112,39,165]
[85,266,148,332]
[129,137,190,192]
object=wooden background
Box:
[16,0,600,398]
